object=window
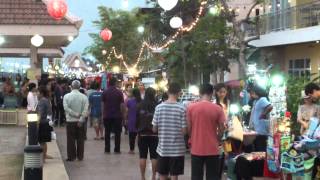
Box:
[288,59,311,78]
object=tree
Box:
[219,0,265,78]
[85,7,147,70]
[163,12,237,87]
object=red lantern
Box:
[47,0,68,20]
[100,28,112,42]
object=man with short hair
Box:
[63,80,89,161]
[305,83,320,101]
[89,82,103,140]
[187,84,226,180]
[152,83,187,180]
[102,77,125,153]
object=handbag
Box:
[227,116,244,141]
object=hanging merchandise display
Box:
[47,0,68,20]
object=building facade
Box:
[247,0,320,79]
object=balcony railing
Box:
[246,1,320,37]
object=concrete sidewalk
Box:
[44,140,69,180]
[0,126,25,180]
[55,127,193,180]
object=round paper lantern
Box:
[31,34,44,47]
[100,28,112,42]
[158,0,178,11]
[47,0,68,20]
[170,17,183,29]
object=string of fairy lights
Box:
[104,0,269,76]
[105,0,208,75]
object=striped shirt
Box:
[152,102,187,157]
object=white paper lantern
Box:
[170,17,183,29]
[0,36,5,45]
[158,0,178,11]
[68,36,74,42]
[31,34,44,47]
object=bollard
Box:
[24,145,43,180]
[27,112,38,145]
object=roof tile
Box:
[0,0,73,25]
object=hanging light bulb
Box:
[31,34,44,47]
[170,17,183,29]
[157,0,178,11]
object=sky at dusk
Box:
[65,0,148,57]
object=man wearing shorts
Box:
[89,82,103,140]
[152,83,187,180]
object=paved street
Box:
[55,127,192,180]
[0,126,25,180]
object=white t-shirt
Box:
[27,92,38,111]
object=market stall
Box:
[224,64,320,180]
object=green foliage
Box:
[164,13,238,86]
[85,7,147,69]
[286,75,319,135]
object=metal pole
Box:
[28,121,38,145]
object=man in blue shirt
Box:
[89,82,103,140]
[249,86,273,152]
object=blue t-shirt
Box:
[251,97,271,135]
[89,91,102,118]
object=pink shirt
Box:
[187,100,226,156]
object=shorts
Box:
[138,135,158,159]
[157,156,185,176]
[91,117,103,127]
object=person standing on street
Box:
[37,85,53,162]
[89,82,104,140]
[27,83,38,112]
[102,77,125,154]
[152,83,187,180]
[126,88,141,154]
[187,84,226,180]
[63,80,89,161]
[136,87,158,180]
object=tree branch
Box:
[244,1,261,22]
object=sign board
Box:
[142,77,155,84]
[27,68,41,80]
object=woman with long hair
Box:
[215,83,230,117]
[126,88,141,154]
[136,87,158,180]
[37,85,53,162]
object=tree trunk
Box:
[219,69,224,83]
[239,42,247,78]
[182,46,187,88]
[212,71,218,85]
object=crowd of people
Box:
[56,77,229,180]
[23,75,320,180]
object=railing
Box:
[246,1,320,37]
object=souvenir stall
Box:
[226,64,320,180]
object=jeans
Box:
[191,155,221,180]
[104,118,122,152]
